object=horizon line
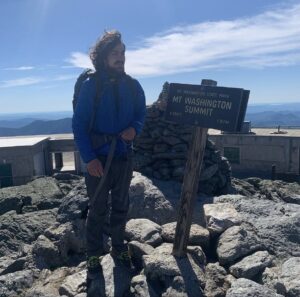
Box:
[1,101,300,116]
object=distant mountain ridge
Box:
[1,102,300,137]
[0,111,72,121]
[0,118,72,136]
[247,102,300,114]
[0,118,43,129]
[246,111,300,127]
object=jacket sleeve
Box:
[72,79,97,163]
[130,80,146,135]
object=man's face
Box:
[105,42,125,73]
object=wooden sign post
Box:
[164,79,249,257]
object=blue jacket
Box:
[72,71,146,163]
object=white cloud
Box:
[35,84,59,90]
[66,3,300,77]
[65,52,94,70]
[61,65,79,69]
[4,66,35,71]
[0,74,77,88]
[0,77,44,88]
[53,74,78,81]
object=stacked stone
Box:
[134,83,232,196]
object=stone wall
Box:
[133,83,232,196]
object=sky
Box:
[0,0,300,114]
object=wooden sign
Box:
[165,83,249,132]
[170,79,250,258]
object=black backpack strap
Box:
[88,73,105,133]
[72,69,94,112]
[125,75,138,107]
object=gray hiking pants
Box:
[85,153,133,257]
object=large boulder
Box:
[229,251,274,279]
[203,202,241,235]
[23,266,79,297]
[278,257,300,297]
[233,178,300,205]
[0,270,36,297]
[255,179,300,204]
[31,221,86,270]
[128,172,177,225]
[101,254,132,297]
[57,171,181,227]
[142,243,205,296]
[59,269,86,297]
[32,235,62,269]
[125,218,163,247]
[44,221,86,257]
[217,224,263,265]
[153,243,206,265]
[204,262,233,297]
[57,172,206,228]
[0,209,57,257]
[261,266,285,295]
[129,172,209,226]
[128,241,155,270]
[161,222,210,249]
[57,181,89,223]
[226,278,284,297]
[53,172,83,196]
[231,178,259,198]
[0,177,63,215]
[130,274,159,297]
[215,195,300,261]
[162,276,199,297]
[0,254,26,276]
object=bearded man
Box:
[72,30,146,286]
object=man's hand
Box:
[120,127,136,142]
[87,158,104,177]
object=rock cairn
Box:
[134,82,231,196]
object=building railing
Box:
[251,125,300,129]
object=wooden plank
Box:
[172,126,208,257]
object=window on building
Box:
[224,147,240,164]
[0,163,13,188]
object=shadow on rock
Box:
[174,256,204,297]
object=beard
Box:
[113,62,124,72]
[106,63,125,78]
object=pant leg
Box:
[85,169,112,257]
[110,154,133,249]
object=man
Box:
[72,30,146,282]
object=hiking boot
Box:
[110,245,132,268]
[86,256,105,297]
[86,274,105,297]
[87,255,102,275]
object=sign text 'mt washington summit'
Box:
[165,83,249,132]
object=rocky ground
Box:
[0,172,299,297]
